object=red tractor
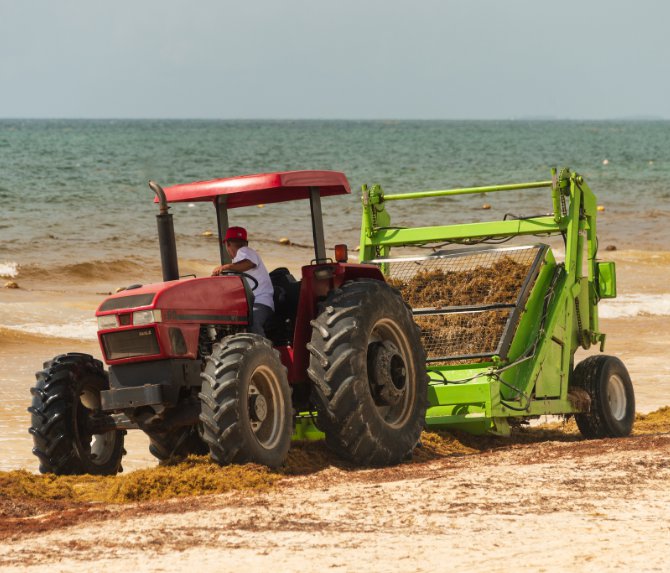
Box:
[29,171,427,474]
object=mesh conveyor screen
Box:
[376,246,543,362]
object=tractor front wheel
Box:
[198,334,292,468]
[308,279,428,466]
[573,355,635,438]
[28,353,125,475]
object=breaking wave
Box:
[599,293,670,318]
[19,259,156,282]
[0,319,98,342]
[0,262,19,278]
[0,324,97,343]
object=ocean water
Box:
[2,119,669,264]
[1,119,669,319]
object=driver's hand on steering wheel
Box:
[212,264,232,276]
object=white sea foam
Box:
[8,320,98,340]
[599,294,670,318]
[0,261,19,278]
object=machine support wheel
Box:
[198,334,292,468]
[28,353,126,475]
[307,279,428,466]
[573,355,635,438]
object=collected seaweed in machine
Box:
[389,256,531,308]
[415,311,511,359]
[388,257,533,360]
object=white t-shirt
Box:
[233,246,275,310]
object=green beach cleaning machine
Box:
[360,167,634,437]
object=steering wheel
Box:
[218,271,259,291]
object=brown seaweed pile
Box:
[632,406,670,434]
[388,257,532,359]
[1,407,669,511]
[389,257,532,309]
[0,456,281,506]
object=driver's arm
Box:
[212,259,255,276]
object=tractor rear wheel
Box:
[198,334,292,468]
[29,353,125,475]
[573,355,635,438]
[307,279,428,466]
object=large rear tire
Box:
[199,334,292,468]
[573,355,635,438]
[29,353,125,475]
[307,279,428,466]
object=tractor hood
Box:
[95,276,249,324]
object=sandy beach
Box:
[1,246,669,571]
[1,430,669,572]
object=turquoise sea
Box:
[1,119,669,282]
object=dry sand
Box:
[1,248,669,571]
[1,434,669,572]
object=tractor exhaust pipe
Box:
[149,180,180,282]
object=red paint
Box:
[96,265,386,375]
[158,170,351,207]
[96,276,250,365]
[276,345,295,373]
[287,262,384,383]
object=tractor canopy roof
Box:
[157,170,351,209]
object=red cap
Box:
[224,226,247,242]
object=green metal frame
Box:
[360,168,612,435]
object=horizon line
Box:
[1,116,667,122]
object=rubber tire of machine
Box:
[573,355,635,438]
[29,353,126,475]
[307,279,428,466]
[198,334,292,468]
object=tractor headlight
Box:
[133,309,162,325]
[97,315,118,330]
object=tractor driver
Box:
[212,226,275,337]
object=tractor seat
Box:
[265,267,301,345]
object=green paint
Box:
[360,168,613,435]
[292,414,325,441]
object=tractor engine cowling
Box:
[96,276,251,364]
[95,276,251,414]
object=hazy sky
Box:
[2,0,668,119]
